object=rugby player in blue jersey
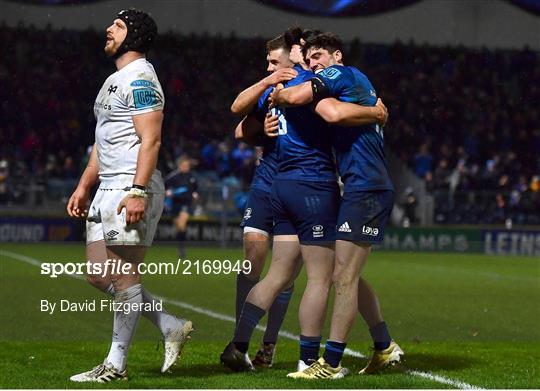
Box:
[224,35,299,369]
[271,32,403,379]
[221,30,388,374]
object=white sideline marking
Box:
[1,249,483,389]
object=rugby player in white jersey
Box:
[66,9,192,382]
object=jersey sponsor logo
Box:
[338,221,352,233]
[243,208,252,220]
[321,67,341,80]
[133,88,160,109]
[107,85,118,95]
[106,230,119,240]
[362,225,379,236]
[312,224,324,238]
[130,79,157,88]
[370,89,376,97]
[94,101,112,110]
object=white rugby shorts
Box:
[86,174,164,246]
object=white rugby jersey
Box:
[93,58,164,181]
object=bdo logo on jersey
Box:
[133,88,159,109]
[312,225,324,238]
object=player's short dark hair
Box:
[284,26,322,47]
[302,32,343,58]
[266,34,288,53]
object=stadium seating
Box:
[0,26,538,224]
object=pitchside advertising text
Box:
[2,216,539,256]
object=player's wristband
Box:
[311,76,330,103]
[128,186,148,198]
[132,184,147,191]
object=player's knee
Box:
[86,273,109,290]
[243,254,264,278]
[243,233,268,277]
[263,272,289,293]
[333,272,358,294]
[332,264,356,285]
[306,274,333,291]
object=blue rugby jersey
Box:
[273,65,336,182]
[313,65,394,192]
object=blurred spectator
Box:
[401,186,418,227]
[413,143,433,178]
[231,142,255,174]
[0,158,8,204]
[216,142,233,178]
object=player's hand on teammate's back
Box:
[268,83,285,108]
[264,68,297,87]
[117,195,147,225]
[66,187,90,218]
[376,98,389,127]
[264,112,279,137]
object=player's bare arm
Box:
[269,81,311,108]
[67,143,99,218]
[270,79,388,127]
[315,97,388,127]
[230,68,298,116]
[117,110,163,224]
[234,114,263,146]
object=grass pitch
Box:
[1,243,539,388]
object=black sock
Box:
[263,285,293,345]
[235,273,259,324]
[369,321,391,350]
[233,302,266,353]
[323,340,347,368]
[299,335,321,363]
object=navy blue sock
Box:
[233,302,266,353]
[323,340,347,368]
[235,273,259,324]
[369,321,391,350]
[299,335,321,363]
[264,285,293,345]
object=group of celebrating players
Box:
[65,8,402,383]
[220,26,402,379]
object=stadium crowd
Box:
[0,24,538,224]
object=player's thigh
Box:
[334,239,371,284]
[175,210,189,230]
[85,239,110,288]
[285,252,304,289]
[263,235,301,286]
[243,232,270,278]
[106,245,147,289]
[300,242,335,284]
